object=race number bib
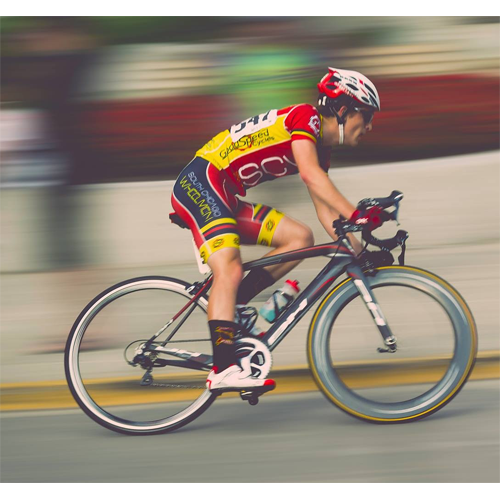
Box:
[230,109,278,142]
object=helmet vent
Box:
[364,83,377,98]
[346,83,359,91]
[361,96,371,104]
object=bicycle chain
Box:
[148,382,206,389]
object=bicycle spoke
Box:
[65,277,215,434]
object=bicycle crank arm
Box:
[347,264,398,353]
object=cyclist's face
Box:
[343,107,373,146]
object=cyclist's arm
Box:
[292,139,363,254]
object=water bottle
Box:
[259,280,300,323]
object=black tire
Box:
[64,276,216,435]
[307,266,478,423]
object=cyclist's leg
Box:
[205,247,244,372]
[171,158,243,369]
[206,247,243,321]
[256,212,314,280]
[235,200,314,304]
[171,161,275,390]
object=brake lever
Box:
[396,230,409,265]
[393,199,401,226]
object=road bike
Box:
[64,191,477,435]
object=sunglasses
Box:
[353,107,374,125]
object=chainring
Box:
[235,337,272,379]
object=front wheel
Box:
[308,266,477,423]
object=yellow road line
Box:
[3,351,498,391]
[1,356,498,412]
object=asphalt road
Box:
[1,379,499,483]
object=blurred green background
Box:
[1,16,499,185]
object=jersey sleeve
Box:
[284,104,322,144]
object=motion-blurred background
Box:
[2,16,499,185]
[1,16,499,270]
[1,14,499,360]
[1,15,499,483]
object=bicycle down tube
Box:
[243,242,356,351]
[245,243,397,352]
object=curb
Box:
[1,352,499,412]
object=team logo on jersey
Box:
[308,116,321,137]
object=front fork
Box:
[346,263,397,353]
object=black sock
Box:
[236,268,276,305]
[209,320,239,371]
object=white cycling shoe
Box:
[206,365,276,393]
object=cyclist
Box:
[170,67,381,394]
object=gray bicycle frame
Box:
[242,242,396,352]
[153,240,398,370]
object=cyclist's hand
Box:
[349,206,384,231]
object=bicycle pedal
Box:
[239,384,275,403]
[239,390,259,405]
[239,389,253,400]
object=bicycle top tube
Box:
[243,241,353,271]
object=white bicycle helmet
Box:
[317,67,381,144]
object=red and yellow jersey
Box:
[195,104,331,195]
